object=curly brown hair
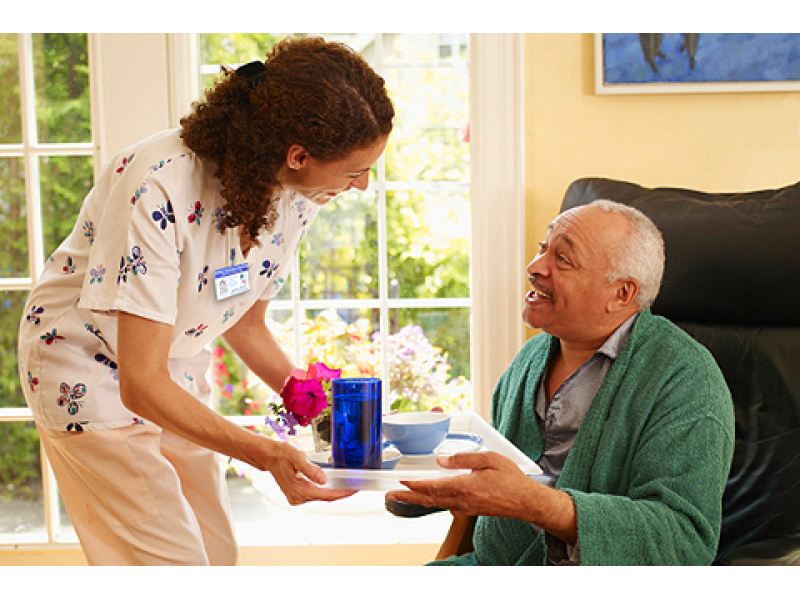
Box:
[180,36,394,243]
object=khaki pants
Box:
[38,423,238,565]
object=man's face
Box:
[523,206,629,343]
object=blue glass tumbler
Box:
[331,378,382,469]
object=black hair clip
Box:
[236,60,267,89]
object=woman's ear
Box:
[285,144,310,171]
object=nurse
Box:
[18,36,394,565]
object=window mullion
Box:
[0,277,33,290]
[167,33,199,127]
[18,32,62,544]
[377,154,390,400]
[292,251,303,366]
[87,33,105,178]
[374,34,391,403]
[18,33,45,282]
[40,439,62,543]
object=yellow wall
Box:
[524,33,800,262]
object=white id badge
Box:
[215,263,250,301]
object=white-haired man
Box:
[387,200,735,565]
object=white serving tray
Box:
[318,413,541,491]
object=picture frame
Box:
[595,33,800,94]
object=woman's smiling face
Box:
[278,135,388,206]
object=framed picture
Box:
[596,33,800,94]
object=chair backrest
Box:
[560,177,800,565]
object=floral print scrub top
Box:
[19,129,319,432]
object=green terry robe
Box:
[437,310,735,566]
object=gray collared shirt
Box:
[532,313,638,564]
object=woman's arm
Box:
[221,300,293,394]
[117,310,352,504]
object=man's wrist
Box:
[522,483,578,545]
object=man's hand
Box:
[387,451,534,517]
[386,451,578,544]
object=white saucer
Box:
[309,448,403,470]
[434,432,484,455]
[390,432,485,467]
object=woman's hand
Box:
[263,439,355,504]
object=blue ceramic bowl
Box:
[383,412,451,455]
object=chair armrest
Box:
[435,512,477,561]
[716,537,800,566]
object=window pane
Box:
[57,494,78,542]
[387,189,470,300]
[299,189,379,301]
[1,291,26,409]
[384,70,469,183]
[0,156,28,278]
[197,33,289,91]
[0,421,45,544]
[301,308,381,377]
[388,307,472,413]
[40,155,93,259]
[382,33,469,64]
[265,307,296,361]
[212,339,263,419]
[32,33,91,144]
[0,33,21,144]
[212,307,295,418]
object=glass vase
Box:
[311,412,332,453]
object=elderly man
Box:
[387,200,735,565]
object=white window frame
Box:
[0,32,525,550]
[0,33,103,286]
[467,33,526,414]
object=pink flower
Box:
[269,362,341,436]
[287,367,309,380]
[280,376,329,426]
[310,362,341,382]
[287,362,341,383]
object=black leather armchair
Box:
[560,177,800,565]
